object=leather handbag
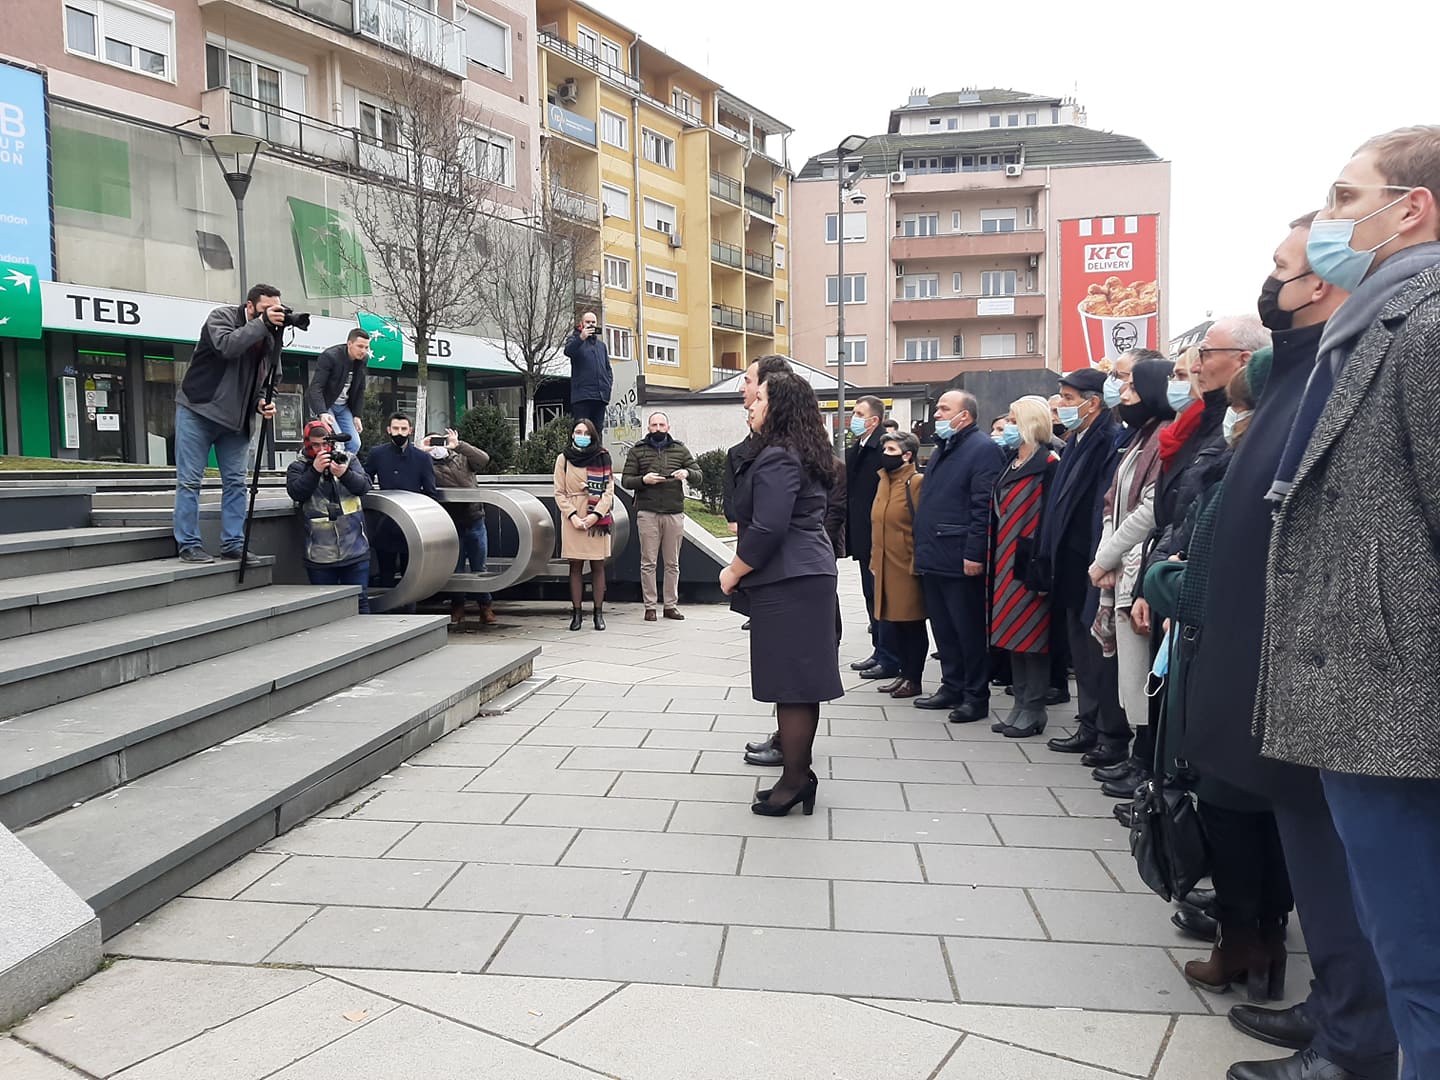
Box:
[1128,775,1208,902]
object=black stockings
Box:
[769,702,820,804]
[568,560,606,611]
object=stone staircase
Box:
[0,487,538,949]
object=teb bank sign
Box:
[0,61,54,280]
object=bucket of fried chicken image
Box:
[1078,276,1159,369]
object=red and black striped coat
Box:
[990,448,1060,653]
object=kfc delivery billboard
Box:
[1059,215,1160,369]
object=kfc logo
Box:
[1084,243,1135,273]
[1111,322,1139,353]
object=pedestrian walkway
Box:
[2,578,1304,1079]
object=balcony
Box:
[263,0,355,28]
[891,228,1046,262]
[890,293,1046,322]
[712,303,744,331]
[574,270,602,303]
[219,91,360,167]
[538,29,642,94]
[353,0,465,76]
[711,239,742,269]
[546,103,596,147]
[550,185,599,225]
[745,310,774,336]
[709,171,741,206]
[743,187,775,219]
[744,249,773,278]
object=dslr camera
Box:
[318,431,349,467]
[280,305,312,331]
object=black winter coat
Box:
[305,343,367,417]
[845,436,886,563]
[912,424,1004,578]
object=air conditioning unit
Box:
[557,79,579,105]
[668,230,683,248]
[890,170,906,184]
[1004,163,1024,178]
[1028,254,1039,268]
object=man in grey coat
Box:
[1258,125,1440,1079]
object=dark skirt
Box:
[746,574,844,703]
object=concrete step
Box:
[0,556,275,639]
[0,585,360,717]
[0,614,450,831]
[0,486,94,534]
[0,527,176,580]
[17,643,539,936]
[89,496,295,529]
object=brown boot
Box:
[889,680,922,699]
[1184,922,1267,997]
[478,602,498,626]
[450,599,466,625]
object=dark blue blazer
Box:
[911,423,1004,577]
[563,330,613,404]
[364,442,438,498]
[734,446,836,589]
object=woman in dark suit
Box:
[721,371,843,816]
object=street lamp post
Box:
[833,134,866,445]
[204,134,269,303]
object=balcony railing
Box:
[354,0,465,76]
[711,303,744,331]
[711,239,742,269]
[709,171,741,205]
[744,249,773,277]
[227,93,360,166]
[574,270,602,302]
[550,185,599,224]
[538,30,642,93]
[745,310,774,336]
[743,187,775,218]
[711,366,741,385]
[265,0,355,30]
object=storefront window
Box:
[144,344,185,465]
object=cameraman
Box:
[422,429,494,626]
[306,328,371,455]
[563,311,612,430]
[173,283,284,565]
[286,420,373,612]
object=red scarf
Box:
[1158,402,1203,467]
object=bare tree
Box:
[340,39,495,428]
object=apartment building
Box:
[534,0,792,395]
[0,0,542,463]
[791,88,1170,387]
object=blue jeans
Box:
[305,559,370,614]
[174,404,250,553]
[1322,770,1440,1080]
[329,402,361,454]
[455,518,491,604]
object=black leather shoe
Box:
[859,667,902,681]
[948,700,989,724]
[1101,771,1149,799]
[1047,731,1098,754]
[914,689,964,711]
[744,746,783,766]
[1113,802,1136,828]
[741,620,751,630]
[1045,687,1071,705]
[1228,1002,1316,1052]
[593,610,606,631]
[745,733,779,754]
[930,651,940,660]
[568,609,584,631]
[850,655,880,671]
[1226,1048,1361,1080]
[1092,759,1141,782]
[1185,887,1217,913]
[1171,902,1219,943]
[1081,746,1128,769]
[1004,685,1016,697]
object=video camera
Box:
[316,431,349,467]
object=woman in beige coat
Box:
[869,432,927,698]
[553,418,615,631]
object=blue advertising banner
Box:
[0,62,53,281]
[547,104,597,147]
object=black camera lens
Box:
[281,306,312,332]
[329,450,348,466]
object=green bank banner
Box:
[357,311,403,370]
[0,263,42,339]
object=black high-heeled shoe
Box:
[593,609,606,631]
[757,769,817,803]
[568,608,584,631]
[752,776,818,816]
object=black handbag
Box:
[1128,775,1208,902]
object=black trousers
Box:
[1272,776,1399,1078]
[857,559,898,668]
[1063,603,1129,751]
[884,619,928,684]
[1197,801,1294,925]
[1048,614,1071,691]
[571,398,607,430]
[921,573,989,702]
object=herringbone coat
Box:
[1256,265,1440,779]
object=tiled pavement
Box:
[3,576,1304,1078]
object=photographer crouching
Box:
[286,420,374,612]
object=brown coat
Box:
[869,464,925,622]
[553,453,615,561]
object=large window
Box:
[824,336,868,365]
[671,88,698,118]
[599,37,622,68]
[980,208,1018,233]
[824,212,867,243]
[605,325,633,361]
[600,109,627,149]
[646,333,680,366]
[359,100,400,149]
[601,183,630,220]
[644,266,678,301]
[981,270,1018,296]
[899,214,938,238]
[902,273,939,300]
[603,254,630,291]
[773,186,785,216]
[642,128,676,169]
[459,5,510,76]
[903,338,940,361]
[643,197,677,234]
[825,274,867,304]
[65,0,175,80]
[472,128,514,187]
[774,299,786,327]
[576,24,598,53]
[981,333,1018,357]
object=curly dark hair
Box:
[757,372,836,488]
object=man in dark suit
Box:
[911,390,1004,721]
[1037,369,1128,765]
[846,395,900,680]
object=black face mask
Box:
[879,454,906,472]
[1052,422,1068,439]
[645,431,671,447]
[1257,270,1315,332]
[1117,401,1152,428]
[390,433,409,449]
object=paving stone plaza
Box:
[2,577,1303,1079]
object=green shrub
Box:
[695,448,728,514]
[457,405,515,474]
[514,416,576,474]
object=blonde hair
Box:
[1176,347,1201,390]
[1011,397,1053,447]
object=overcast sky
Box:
[600,0,1430,335]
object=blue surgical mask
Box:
[934,418,954,440]
[1167,382,1195,414]
[573,434,592,449]
[1103,376,1124,409]
[1057,405,1083,431]
[1001,422,1022,448]
[849,415,867,437]
[1306,191,1413,291]
[1223,407,1252,445]
[990,433,1006,446]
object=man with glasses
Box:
[1257,126,1440,1079]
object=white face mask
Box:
[1222,407,1252,445]
[429,446,448,460]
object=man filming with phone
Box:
[286,420,374,612]
[563,310,612,430]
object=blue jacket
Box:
[912,423,1004,577]
[564,330,613,404]
[364,441,438,498]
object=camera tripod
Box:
[236,331,284,584]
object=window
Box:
[599,37,622,68]
[1026,269,1036,291]
[1025,112,1038,126]
[601,183,631,220]
[902,273,940,300]
[671,88,698,118]
[65,0,174,80]
[206,46,285,111]
[774,243,785,269]
[605,325,633,361]
[1025,332,1036,354]
[472,128,514,186]
[904,338,940,361]
[576,24,598,53]
[980,208,1017,234]
[646,333,680,366]
[825,274,867,304]
[359,100,400,149]
[989,115,1001,128]
[1007,113,1019,126]
[981,270,1018,296]
[600,109,627,148]
[964,153,1020,173]
[824,336,868,365]
[951,211,961,231]
[899,214,938,238]
[603,254,630,291]
[642,196,676,234]
[952,334,964,356]
[952,272,962,293]
[644,266,678,301]
[947,117,958,130]
[460,5,510,76]
[981,333,1017,357]
[1024,206,1034,227]
[824,212,866,243]
[773,187,785,216]
[642,128,675,169]
[1052,107,1060,123]
[774,299,786,327]
[928,117,941,128]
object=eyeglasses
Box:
[1324,183,1414,211]
[1196,347,1244,358]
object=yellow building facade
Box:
[536,0,791,391]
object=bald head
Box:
[934,390,977,431]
